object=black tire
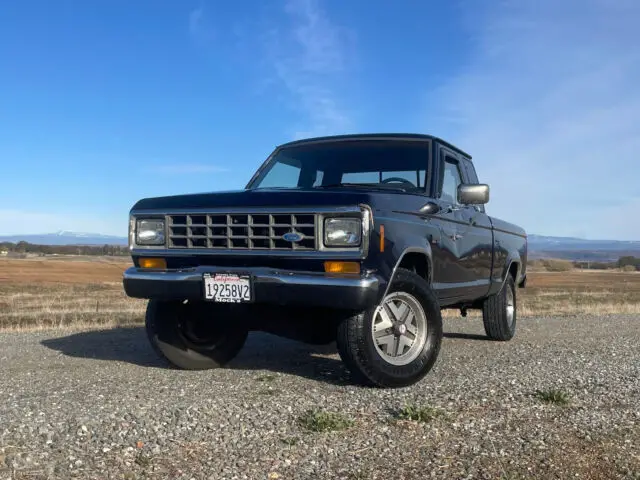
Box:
[145,299,249,370]
[482,274,517,341]
[336,268,443,388]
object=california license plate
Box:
[203,273,252,303]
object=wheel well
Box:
[398,252,430,282]
[509,262,519,281]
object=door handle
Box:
[444,205,461,214]
[442,228,462,241]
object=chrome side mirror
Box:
[458,184,489,205]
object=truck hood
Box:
[130,188,405,212]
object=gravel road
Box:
[1,314,638,480]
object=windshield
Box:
[247,140,429,192]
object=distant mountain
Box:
[0,231,128,246]
[1,231,639,261]
[527,234,640,251]
[526,234,640,261]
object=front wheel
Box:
[145,299,249,370]
[336,268,443,388]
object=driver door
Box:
[430,152,467,300]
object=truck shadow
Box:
[40,327,351,386]
[442,332,490,341]
[41,327,491,385]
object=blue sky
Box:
[0,0,638,240]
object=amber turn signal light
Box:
[139,257,167,269]
[324,261,360,274]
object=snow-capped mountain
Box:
[527,234,640,251]
[0,231,128,246]
[526,234,640,261]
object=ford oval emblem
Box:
[282,232,304,242]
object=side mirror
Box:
[458,184,489,205]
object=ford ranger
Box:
[123,134,528,388]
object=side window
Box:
[461,158,485,212]
[440,157,463,205]
[462,159,479,184]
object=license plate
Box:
[203,273,252,303]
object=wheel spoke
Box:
[405,319,417,335]
[387,300,408,322]
[399,306,412,324]
[376,306,394,331]
[396,334,412,356]
[374,328,392,339]
[403,311,415,327]
[393,335,401,356]
[376,334,396,354]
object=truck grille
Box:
[167,213,317,250]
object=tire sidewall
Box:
[146,300,248,369]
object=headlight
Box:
[136,219,165,245]
[324,218,362,247]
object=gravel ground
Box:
[1,314,639,480]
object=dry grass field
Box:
[1,257,639,330]
[521,268,640,315]
[0,257,145,330]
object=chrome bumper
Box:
[122,266,382,310]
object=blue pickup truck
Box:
[123,133,528,388]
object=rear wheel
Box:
[482,274,517,341]
[145,299,249,370]
[336,268,443,388]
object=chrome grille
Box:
[167,213,317,250]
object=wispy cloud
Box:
[430,0,640,240]
[153,164,230,174]
[188,5,214,45]
[266,0,355,138]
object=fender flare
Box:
[381,246,433,299]
[498,254,522,294]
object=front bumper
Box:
[123,266,382,311]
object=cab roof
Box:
[277,133,472,160]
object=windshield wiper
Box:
[314,183,409,192]
[249,186,303,190]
